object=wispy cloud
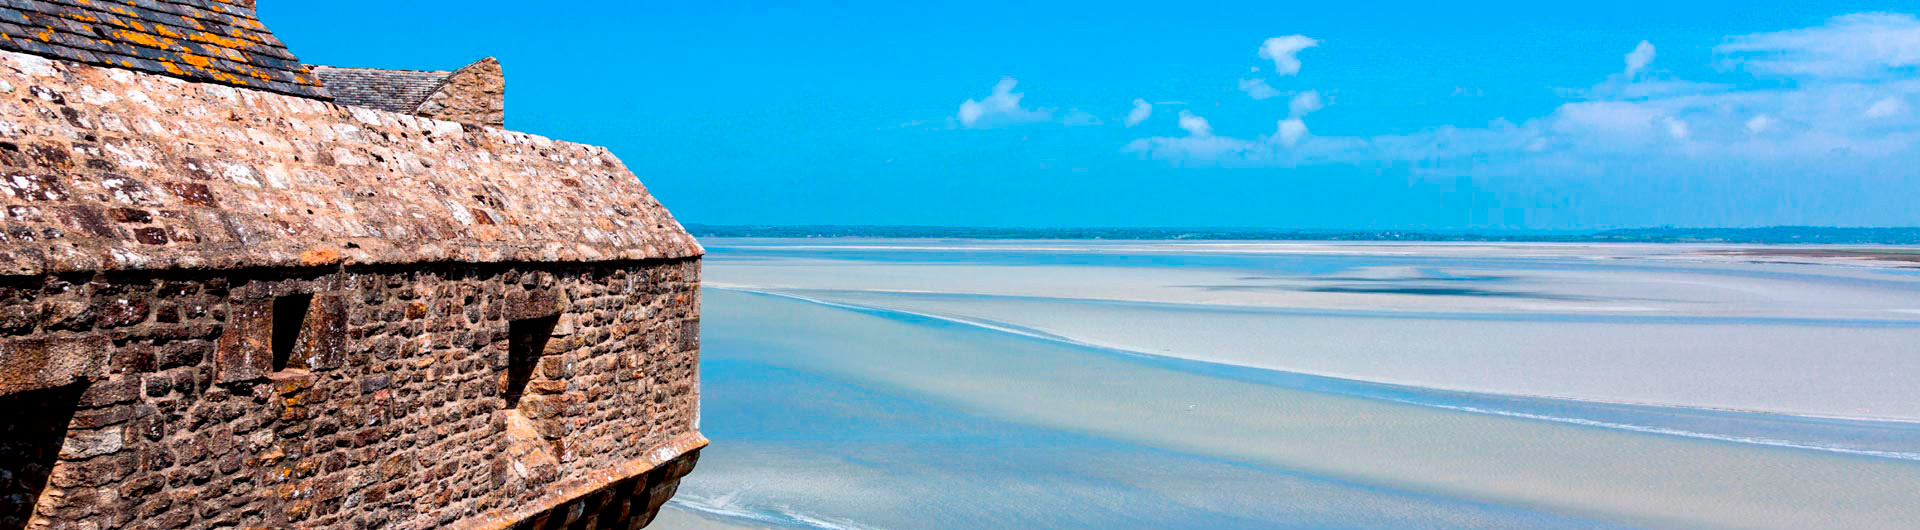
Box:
[1129,14,1920,175]
[957,78,1053,128]
[1125,99,1154,127]
[1288,90,1324,117]
[1063,110,1104,127]
[1258,35,1319,76]
[1717,12,1920,79]
[1238,78,1281,99]
[1625,40,1656,77]
[1865,96,1910,118]
[1177,110,1213,136]
[1125,38,1335,160]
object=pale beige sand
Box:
[709,241,1920,420]
[708,253,1920,320]
[799,290,1920,420]
[708,289,1920,530]
[651,506,770,529]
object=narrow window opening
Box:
[505,315,558,408]
[271,293,313,372]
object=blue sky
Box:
[264,1,1920,229]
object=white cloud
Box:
[1125,99,1154,127]
[1288,90,1324,117]
[1063,110,1104,126]
[1717,13,1920,79]
[1662,116,1690,139]
[1553,101,1661,139]
[1177,110,1213,136]
[1865,96,1909,118]
[1125,113,1317,162]
[1626,40,1657,77]
[1127,13,1920,174]
[1258,35,1320,76]
[1277,118,1309,146]
[957,78,1052,128]
[1238,78,1281,100]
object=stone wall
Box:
[0,33,704,529]
[0,258,702,529]
[415,58,506,128]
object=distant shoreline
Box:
[685,224,1920,245]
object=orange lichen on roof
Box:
[190,32,252,50]
[112,30,164,49]
[1,0,332,99]
[101,16,150,33]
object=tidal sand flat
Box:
[705,240,1920,420]
[664,240,1920,529]
[664,291,1639,529]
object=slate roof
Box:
[308,66,452,114]
[0,0,328,99]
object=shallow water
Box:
[660,240,1920,529]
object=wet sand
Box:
[667,288,1920,530]
[706,240,1920,420]
[661,239,1920,529]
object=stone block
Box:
[503,288,565,321]
[59,426,125,459]
[0,335,108,395]
[294,294,348,371]
[213,300,273,384]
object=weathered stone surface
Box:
[2,261,704,529]
[0,49,702,277]
[0,335,107,394]
[416,58,507,128]
[0,8,705,528]
[212,298,272,384]
[313,58,506,128]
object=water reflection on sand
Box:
[659,240,1920,529]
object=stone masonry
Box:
[312,59,507,128]
[0,4,705,529]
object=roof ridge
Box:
[306,65,455,75]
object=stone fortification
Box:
[0,4,704,529]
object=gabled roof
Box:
[308,66,452,114]
[309,58,506,127]
[0,49,701,276]
[0,0,329,99]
